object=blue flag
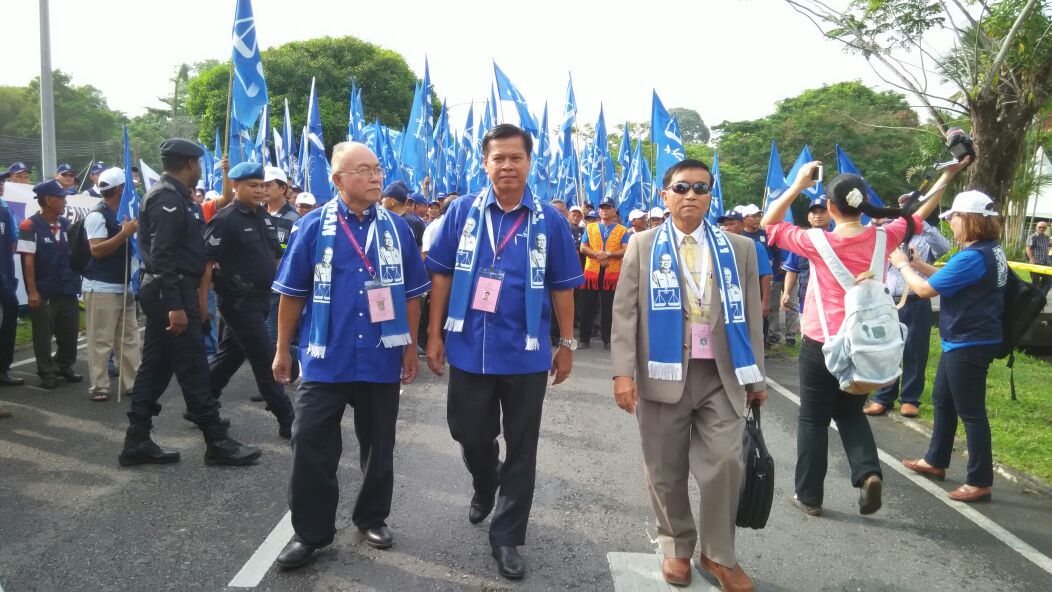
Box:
[560,73,577,132]
[616,122,632,182]
[835,144,882,205]
[529,103,555,201]
[347,77,366,142]
[763,141,793,224]
[401,82,429,191]
[556,125,580,206]
[640,152,654,209]
[454,104,474,194]
[493,62,538,134]
[210,128,223,193]
[651,91,685,190]
[118,126,141,292]
[252,103,270,164]
[230,0,268,128]
[305,78,331,202]
[618,139,643,220]
[708,151,723,226]
[279,98,295,175]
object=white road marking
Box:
[227,511,294,588]
[607,552,719,591]
[767,377,1052,577]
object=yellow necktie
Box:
[681,235,706,323]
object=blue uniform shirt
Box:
[427,192,583,375]
[0,203,17,292]
[273,200,431,383]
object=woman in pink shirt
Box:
[761,159,966,517]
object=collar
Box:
[669,220,706,247]
[337,197,377,222]
[483,186,535,213]
[233,198,264,214]
[161,174,193,202]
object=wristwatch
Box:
[558,338,578,351]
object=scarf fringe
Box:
[307,344,327,359]
[444,317,464,332]
[381,333,412,348]
[735,364,764,385]
[647,361,683,382]
[525,336,540,351]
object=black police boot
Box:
[118,421,181,466]
[201,422,262,466]
[274,407,294,440]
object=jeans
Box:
[873,298,932,407]
[795,337,882,506]
[203,288,219,360]
[924,344,997,487]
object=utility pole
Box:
[38,0,57,177]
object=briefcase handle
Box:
[746,400,761,427]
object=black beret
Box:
[159,138,204,159]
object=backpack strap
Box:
[807,228,855,289]
[870,226,887,278]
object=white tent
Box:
[1025,146,1052,218]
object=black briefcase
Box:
[736,402,775,529]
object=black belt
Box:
[141,273,200,287]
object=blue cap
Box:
[56,164,72,175]
[808,197,828,211]
[381,181,409,203]
[584,210,599,219]
[429,198,442,206]
[228,162,265,181]
[89,162,107,175]
[408,192,426,203]
[32,179,68,200]
[435,192,447,200]
[717,210,744,223]
[598,196,616,208]
[7,162,28,175]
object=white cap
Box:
[940,190,997,219]
[295,192,317,206]
[205,190,220,200]
[568,205,583,214]
[97,167,126,190]
[196,180,205,190]
[662,208,670,215]
[628,209,645,221]
[649,207,664,218]
[738,204,761,216]
[264,166,288,184]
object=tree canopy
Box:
[186,36,419,152]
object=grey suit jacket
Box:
[611,226,766,416]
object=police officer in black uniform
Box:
[118,139,261,467]
[202,162,294,438]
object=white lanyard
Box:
[485,206,526,261]
[677,231,711,307]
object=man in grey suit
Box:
[611,159,766,591]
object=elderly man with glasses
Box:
[1026,221,1051,290]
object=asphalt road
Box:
[1,344,1050,591]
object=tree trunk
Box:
[967,93,1040,203]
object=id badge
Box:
[472,268,504,313]
[691,323,715,359]
[365,280,395,323]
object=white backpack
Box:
[808,227,906,395]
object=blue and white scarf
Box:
[307,198,411,358]
[647,220,762,384]
[445,187,547,350]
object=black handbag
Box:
[736,402,775,529]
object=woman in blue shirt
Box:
[890,190,1006,503]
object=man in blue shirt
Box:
[425,124,583,581]
[272,142,430,570]
[0,170,21,419]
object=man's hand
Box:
[119,218,138,238]
[401,346,419,385]
[889,248,909,270]
[613,376,638,414]
[220,156,230,173]
[550,345,572,385]
[167,309,189,336]
[779,291,791,312]
[272,347,292,384]
[746,388,768,409]
[792,161,822,191]
[426,333,446,376]
[27,290,42,310]
[761,296,770,318]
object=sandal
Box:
[90,392,110,402]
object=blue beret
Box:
[56,163,72,174]
[159,138,204,159]
[33,179,68,199]
[228,162,265,181]
[7,162,28,175]
[382,182,408,203]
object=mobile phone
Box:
[811,165,823,185]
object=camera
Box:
[811,165,823,185]
[945,128,976,162]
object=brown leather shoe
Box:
[661,557,691,587]
[900,403,919,418]
[863,402,889,416]
[699,554,755,592]
[0,406,11,419]
[948,484,992,503]
[902,458,945,480]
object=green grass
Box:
[13,310,87,348]
[770,333,1052,484]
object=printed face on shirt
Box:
[483,137,531,197]
[661,167,712,231]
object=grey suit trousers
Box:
[636,359,744,568]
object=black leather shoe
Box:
[0,373,24,386]
[58,369,83,383]
[491,545,525,580]
[276,540,317,570]
[359,526,393,549]
[469,490,496,524]
[40,375,58,389]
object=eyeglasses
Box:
[59,172,75,178]
[337,166,384,178]
[666,182,711,196]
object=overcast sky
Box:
[1,0,929,133]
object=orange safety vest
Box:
[583,222,628,290]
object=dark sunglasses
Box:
[666,182,711,195]
[59,172,75,178]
